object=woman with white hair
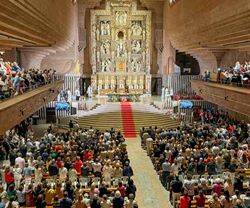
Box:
[112,191,124,208]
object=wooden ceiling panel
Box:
[165,0,250,68]
[0,0,74,49]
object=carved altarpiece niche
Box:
[90,0,152,95]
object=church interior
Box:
[0,0,249,207]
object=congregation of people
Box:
[203,61,250,87]
[0,58,56,101]
[0,123,137,208]
[140,109,250,208]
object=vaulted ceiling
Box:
[165,0,250,68]
[0,0,75,50]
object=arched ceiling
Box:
[165,0,250,69]
[0,0,75,50]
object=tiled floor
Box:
[126,138,170,208]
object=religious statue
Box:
[100,41,110,55]
[131,21,143,36]
[100,21,111,36]
[116,40,126,57]
[131,40,141,54]
[101,59,112,72]
[116,11,127,25]
[131,58,141,72]
[105,22,111,35]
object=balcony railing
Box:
[0,75,63,102]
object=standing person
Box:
[195,190,206,208]
[125,179,137,198]
[69,120,74,129]
[59,192,72,208]
[171,176,183,208]
[45,185,56,206]
[161,159,171,190]
[25,184,35,207]
[123,161,133,178]
[87,85,93,99]
[13,164,22,189]
[59,165,68,183]
[75,89,80,101]
[4,167,14,189]
[146,137,153,155]
[75,195,87,208]
[35,194,46,208]
[100,194,111,208]
[34,165,43,186]
[15,153,25,169]
[74,156,83,175]
[16,186,25,207]
[209,193,221,208]
[48,160,59,182]
[112,191,124,208]
[179,189,191,208]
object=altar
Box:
[107,93,142,102]
[90,0,152,96]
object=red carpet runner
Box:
[120,102,137,138]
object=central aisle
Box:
[126,138,170,208]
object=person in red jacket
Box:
[4,166,15,189]
[74,156,83,175]
[179,190,191,208]
[83,149,92,161]
[195,190,206,208]
[56,157,63,169]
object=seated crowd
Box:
[0,59,56,100]
[140,109,250,208]
[204,61,250,87]
[0,122,137,208]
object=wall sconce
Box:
[43,97,46,102]
[225,96,228,100]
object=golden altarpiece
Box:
[90,0,152,95]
